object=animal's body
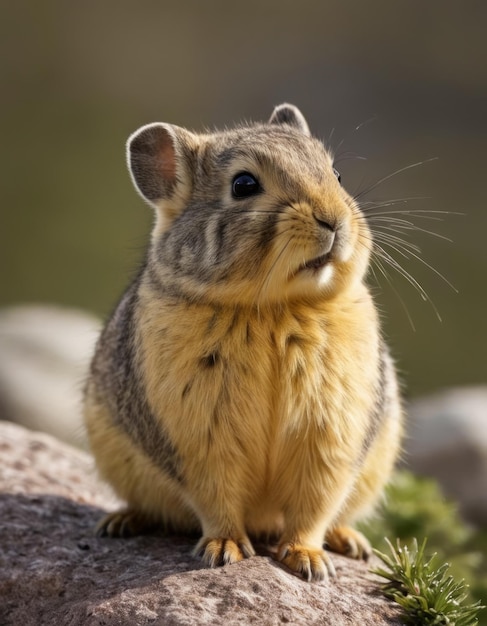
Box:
[84,104,402,581]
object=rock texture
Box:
[0,305,100,448]
[405,386,487,524]
[0,421,402,625]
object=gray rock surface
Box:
[0,305,100,447]
[405,386,487,524]
[0,421,402,625]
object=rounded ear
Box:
[269,103,310,136]
[126,123,198,210]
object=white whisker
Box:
[371,220,453,243]
[374,233,457,293]
[361,196,429,208]
[372,244,443,322]
[333,116,378,154]
[256,237,293,306]
[370,255,416,331]
[355,158,438,201]
[373,231,422,255]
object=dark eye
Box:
[333,167,341,184]
[232,172,261,198]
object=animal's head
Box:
[127,104,372,306]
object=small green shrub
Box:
[373,538,484,625]
[358,471,487,624]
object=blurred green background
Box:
[1,0,486,398]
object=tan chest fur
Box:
[138,279,379,533]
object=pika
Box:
[84,104,402,581]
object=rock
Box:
[405,386,487,525]
[0,305,101,447]
[0,421,402,625]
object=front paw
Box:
[325,526,372,561]
[278,542,336,582]
[194,536,255,567]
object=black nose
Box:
[313,215,335,231]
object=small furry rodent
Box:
[84,104,402,582]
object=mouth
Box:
[299,253,330,273]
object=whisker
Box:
[363,209,462,223]
[372,227,422,247]
[372,244,442,321]
[372,229,429,256]
[373,232,422,256]
[373,243,431,297]
[374,233,418,259]
[224,209,283,217]
[360,196,430,208]
[333,115,378,154]
[375,233,457,293]
[365,209,461,216]
[370,255,416,331]
[333,152,367,165]
[256,237,293,306]
[354,158,438,201]
[371,220,453,243]
[367,217,417,229]
[358,199,456,321]
[354,115,378,132]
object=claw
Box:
[325,526,372,561]
[194,536,255,567]
[95,509,155,538]
[278,542,334,582]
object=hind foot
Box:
[95,509,158,538]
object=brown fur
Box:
[84,104,403,581]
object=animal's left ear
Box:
[269,103,310,136]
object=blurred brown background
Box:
[1,0,486,397]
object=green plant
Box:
[358,470,487,623]
[373,538,484,625]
